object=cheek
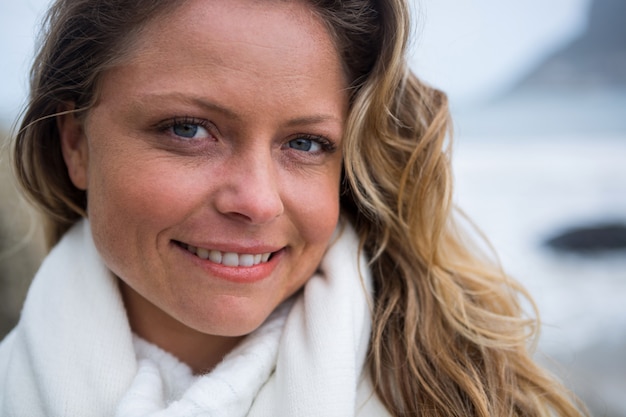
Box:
[287,168,342,246]
[84,151,199,271]
[282,182,340,299]
[87,150,194,220]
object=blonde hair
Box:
[13,0,587,415]
[329,2,588,415]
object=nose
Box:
[213,150,284,225]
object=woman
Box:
[0,0,587,415]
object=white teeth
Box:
[222,252,239,267]
[196,247,209,260]
[209,250,222,263]
[184,244,272,267]
[239,254,254,267]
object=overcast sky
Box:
[0,0,591,127]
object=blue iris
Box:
[173,123,199,139]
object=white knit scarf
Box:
[0,219,389,416]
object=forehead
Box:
[93,0,348,126]
[130,0,338,67]
[106,0,346,93]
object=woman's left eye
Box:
[171,122,210,140]
[287,137,323,153]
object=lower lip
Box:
[175,243,283,284]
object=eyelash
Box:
[288,134,337,153]
[156,116,214,139]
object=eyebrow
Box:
[284,114,342,127]
[135,92,342,127]
[136,92,240,120]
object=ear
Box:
[58,104,89,190]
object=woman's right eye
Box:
[158,117,214,141]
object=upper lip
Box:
[173,239,283,255]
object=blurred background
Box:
[1,0,625,415]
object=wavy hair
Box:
[13,0,588,415]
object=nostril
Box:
[215,191,284,225]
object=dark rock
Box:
[544,222,626,253]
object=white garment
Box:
[0,219,390,416]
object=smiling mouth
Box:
[175,241,274,267]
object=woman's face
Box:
[61,0,347,340]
